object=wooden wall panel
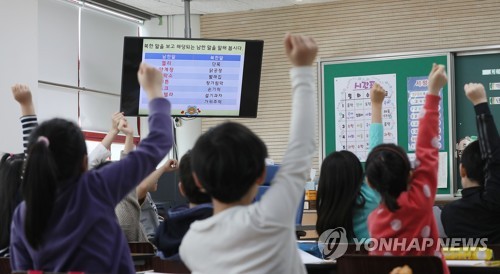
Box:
[200,0,500,170]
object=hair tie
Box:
[37,136,50,147]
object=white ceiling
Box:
[115,0,336,16]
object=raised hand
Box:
[112,112,125,133]
[428,63,448,96]
[137,62,163,100]
[464,83,487,106]
[118,118,134,136]
[12,84,35,116]
[284,33,318,67]
[370,83,386,106]
[161,159,179,173]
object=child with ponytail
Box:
[9,63,173,274]
[316,83,386,242]
[365,64,449,274]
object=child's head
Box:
[191,122,268,204]
[460,141,485,188]
[365,144,411,212]
[0,153,24,248]
[22,118,87,248]
[316,150,364,238]
[179,151,211,205]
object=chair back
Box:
[152,256,191,273]
[128,241,155,271]
[337,254,443,274]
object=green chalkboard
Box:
[454,53,500,189]
[321,54,453,195]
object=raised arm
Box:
[369,83,385,150]
[12,84,38,153]
[256,34,317,225]
[88,63,173,205]
[87,112,123,169]
[118,118,136,159]
[137,159,178,204]
[464,83,500,205]
[409,64,447,206]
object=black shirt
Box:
[441,103,500,244]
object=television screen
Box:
[120,37,264,117]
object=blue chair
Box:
[263,164,280,186]
[254,165,305,225]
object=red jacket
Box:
[368,94,449,274]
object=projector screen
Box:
[120,37,264,117]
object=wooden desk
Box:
[131,252,155,272]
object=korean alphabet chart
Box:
[138,39,246,116]
[407,76,445,151]
[334,74,398,162]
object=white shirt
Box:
[88,143,111,169]
[179,67,316,274]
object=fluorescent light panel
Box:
[84,2,144,24]
[61,0,145,24]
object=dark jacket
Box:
[155,203,213,258]
[441,103,500,244]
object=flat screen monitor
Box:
[120,37,264,118]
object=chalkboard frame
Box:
[452,49,500,195]
[318,52,455,199]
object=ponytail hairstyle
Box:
[316,151,364,240]
[22,118,87,249]
[0,153,25,250]
[365,144,411,212]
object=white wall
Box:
[0,0,38,153]
[140,15,202,161]
[38,0,79,123]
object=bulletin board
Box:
[320,53,454,196]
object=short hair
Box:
[179,151,211,204]
[191,122,268,203]
[461,141,485,186]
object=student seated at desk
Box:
[315,83,384,243]
[179,33,317,274]
[9,63,173,273]
[365,64,449,274]
[138,160,177,242]
[93,116,178,243]
[441,83,500,243]
[154,151,213,259]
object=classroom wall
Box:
[0,0,38,154]
[0,0,202,158]
[200,0,500,169]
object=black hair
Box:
[365,144,411,212]
[191,122,268,203]
[22,118,87,249]
[461,141,485,186]
[316,151,365,240]
[0,153,25,250]
[179,151,211,204]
